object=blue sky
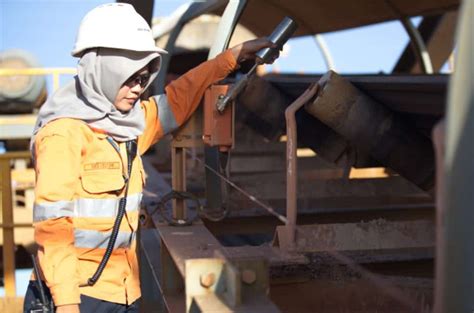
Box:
[1,0,420,88]
[1,0,193,91]
[0,0,188,66]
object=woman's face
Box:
[114,67,150,113]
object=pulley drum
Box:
[0,49,47,113]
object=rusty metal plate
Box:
[203,84,233,151]
[157,223,222,276]
[275,219,434,259]
[191,293,280,313]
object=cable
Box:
[185,149,288,224]
[153,190,200,226]
[81,139,137,287]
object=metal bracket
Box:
[185,254,279,312]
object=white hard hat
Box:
[71,3,167,57]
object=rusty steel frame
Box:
[154,222,281,312]
[146,0,457,311]
[284,84,319,249]
[171,147,187,220]
[275,220,434,260]
[0,151,31,297]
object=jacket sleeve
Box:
[138,49,237,153]
[33,122,83,306]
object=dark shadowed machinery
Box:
[124,0,474,312]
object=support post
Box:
[0,154,17,297]
[284,84,319,249]
[171,147,186,221]
[437,0,474,311]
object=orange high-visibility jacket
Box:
[33,50,236,306]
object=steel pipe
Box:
[400,17,434,74]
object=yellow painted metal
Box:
[349,167,391,179]
[0,151,31,297]
[53,72,60,91]
[0,151,30,160]
[1,157,16,296]
[0,68,76,76]
[0,296,24,313]
[0,223,32,228]
[0,67,76,92]
[0,114,37,126]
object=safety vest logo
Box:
[84,162,121,171]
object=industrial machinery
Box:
[1,0,472,312]
[133,0,468,312]
[0,49,48,144]
[0,49,47,114]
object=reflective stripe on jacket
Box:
[33,50,237,306]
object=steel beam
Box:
[275,219,434,262]
[155,222,281,312]
[0,153,27,296]
[437,0,474,311]
[185,254,279,312]
[263,73,448,115]
[270,277,433,313]
[230,173,428,201]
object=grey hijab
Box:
[31,48,160,149]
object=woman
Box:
[24,3,275,313]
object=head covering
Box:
[31,47,160,151]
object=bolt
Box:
[200,273,216,288]
[241,269,256,285]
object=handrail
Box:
[0,151,31,297]
[0,67,76,91]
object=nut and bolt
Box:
[200,273,216,288]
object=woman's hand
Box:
[230,37,279,64]
[56,304,80,313]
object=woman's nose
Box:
[130,83,143,93]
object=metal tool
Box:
[216,17,298,113]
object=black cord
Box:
[150,190,229,225]
[152,190,200,226]
[30,254,54,312]
[198,204,229,222]
[82,140,137,287]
